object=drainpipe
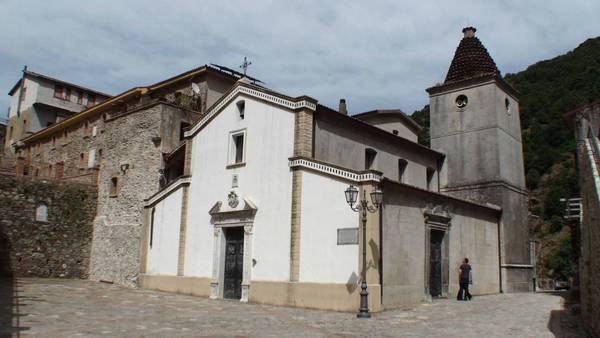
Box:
[15,65,27,118]
[497,217,503,293]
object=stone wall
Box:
[578,135,600,338]
[0,174,97,278]
[89,104,164,286]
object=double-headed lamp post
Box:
[344,185,383,318]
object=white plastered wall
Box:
[146,188,183,275]
[184,95,295,281]
[8,77,39,118]
[299,171,359,283]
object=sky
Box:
[1,0,599,119]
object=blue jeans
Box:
[457,281,472,300]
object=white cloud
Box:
[1,0,599,117]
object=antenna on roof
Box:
[190,82,202,111]
[209,63,264,85]
[239,57,252,76]
[191,83,200,95]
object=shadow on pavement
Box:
[546,291,585,338]
[0,229,29,338]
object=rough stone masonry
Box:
[0,174,97,278]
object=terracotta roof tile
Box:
[444,27,500,84]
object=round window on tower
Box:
[455,95,468,109]
[505,97,511,114]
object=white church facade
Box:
[137,27,530,312]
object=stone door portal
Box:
[429,229,444,297]
[223,227,244,300]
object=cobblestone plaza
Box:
[0,278,582,337]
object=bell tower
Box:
[427,27,531,292]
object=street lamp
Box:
[344,184,382,318]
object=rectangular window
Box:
[65,88,71,101]
[109,177,119,197]
[48,164,53,177]
[77,91,83,104]
[54,85,64,99]
[234,134,244,163]
[20,87,27,102]
[228,130,246,165]
[398,159,408,183]
[9,126,13,138]
[79,152,86,167]
[427,167,436,191]
[56,162,64,178]
[365,148,377,170]
[86,94,96,108]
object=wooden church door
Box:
[223,227,244,299]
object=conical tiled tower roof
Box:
[444,27,500,84]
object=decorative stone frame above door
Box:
[208,195,257,302]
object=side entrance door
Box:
[223,227,244,300]
[429,229,444,297]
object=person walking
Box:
[457,257,472,301]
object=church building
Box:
[138,27,530,311]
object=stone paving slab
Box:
[0,278,583,337]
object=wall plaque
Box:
[337,227,359,245]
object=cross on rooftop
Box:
[240,57,252,76]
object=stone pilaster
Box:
[293,109,313,157]
[289,170,303,282]
[289,108,313,282]
[139,208,151,274]
[177,185,190,276]
[183,139,193,176]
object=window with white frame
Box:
[228,130,246,165]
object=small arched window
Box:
[365,148,377,170]
[35,203,48,222]
[236,100,246,119]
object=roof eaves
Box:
[382,177,502,214]
[9,70,112,97]
[354,109,423,132]
[185,81,317,139]
[426,74,519,99]
[317,105,445,159]
[19,87,145,145]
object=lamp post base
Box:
[357,311,371,318]
[356,286,371,318]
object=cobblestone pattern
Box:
[0,176,96,278]
[1,278,584,338]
